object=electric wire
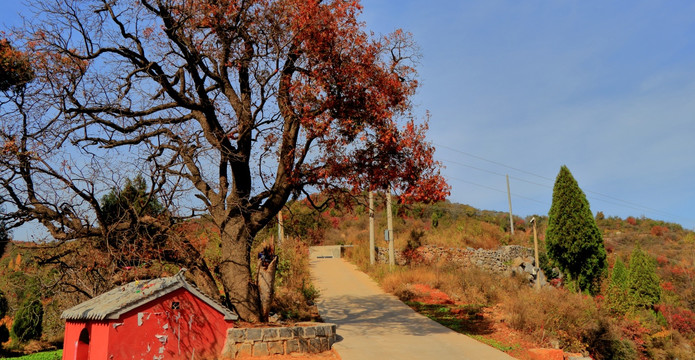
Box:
[436,144,693,224]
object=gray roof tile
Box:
[61,271,238,321]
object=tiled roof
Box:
[61,270,238,321]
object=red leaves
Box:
[650,225,668,237]
[657,304,695,335]
[0,39,34,90]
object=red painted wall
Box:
[62,321,110,360]
[62,288,233,360]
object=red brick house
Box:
[61,271,237,360]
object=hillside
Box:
[275,196,695,360]
[2,196,694,359]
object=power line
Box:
[435,143,553,181]
[446,175,548,206]
[436,145,693,224]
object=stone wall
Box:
[221,322,336,358]
[376,244,534,273]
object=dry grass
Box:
[256,236,320,321]
[503,287,600,353]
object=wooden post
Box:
[369,191,375,265]
[387,185,395,269]
[532,217,541,290]
[507,174,514,235]
[277,210,284,247]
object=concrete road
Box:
[311,258,517,360]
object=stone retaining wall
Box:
[221,322,336,358]
[376,244,534,273]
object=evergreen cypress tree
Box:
[628,247,661,308]
[612,258,628,288]
[546,165,607,294]
[606,257,631,314]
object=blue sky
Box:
[2,1,695,234]
[360,0,695,228]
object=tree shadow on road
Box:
[317,294,477,337]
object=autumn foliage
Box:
[1,0,448,321]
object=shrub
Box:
[650,226,668,237]
[595,211,605,221]
[403,230,425,265]
[11,296,43,342]
[658,305,695,335]
[538,251,559,280]
[505,287,600,352]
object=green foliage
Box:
[300,280,320,304]
[283,201,329,245]
[628,247,660,308]
[545,166,607,294]
[2,350,63,360]
[100,175,164,226]
[538,252,558,280]
[11,296,43,343]
[611,257,629,290]
[406,229,425,250]
[468,334,519,352]
[605,258,631,314]
[99,175,168,264]
[430,208,443,228]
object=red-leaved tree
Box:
[0,0,448,321]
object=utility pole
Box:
[369,190,375,265]
[507,174,514,235]
[386,184,395,269]
[531,217,540,290]
[277,210,284,247]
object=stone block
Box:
[286,339,300,354]
[302,326,316,338]
[246,328,263,341]
[315,325,328,337]
[308,338,322,353]
[298,338,309,353]
[236,343,252,357]
[262,327,279,341]
[252,342,269,357]
[228,328,246,343]
[219,341,236,359]
[278,326,296,340]
[267,341,284,355]
[319,337,329,352]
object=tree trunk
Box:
[218,219,261,322]
[257,256,277,322]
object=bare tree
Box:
[1,0,448,321]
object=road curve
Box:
[311,258,518,360]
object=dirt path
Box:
[310,258,518,360]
